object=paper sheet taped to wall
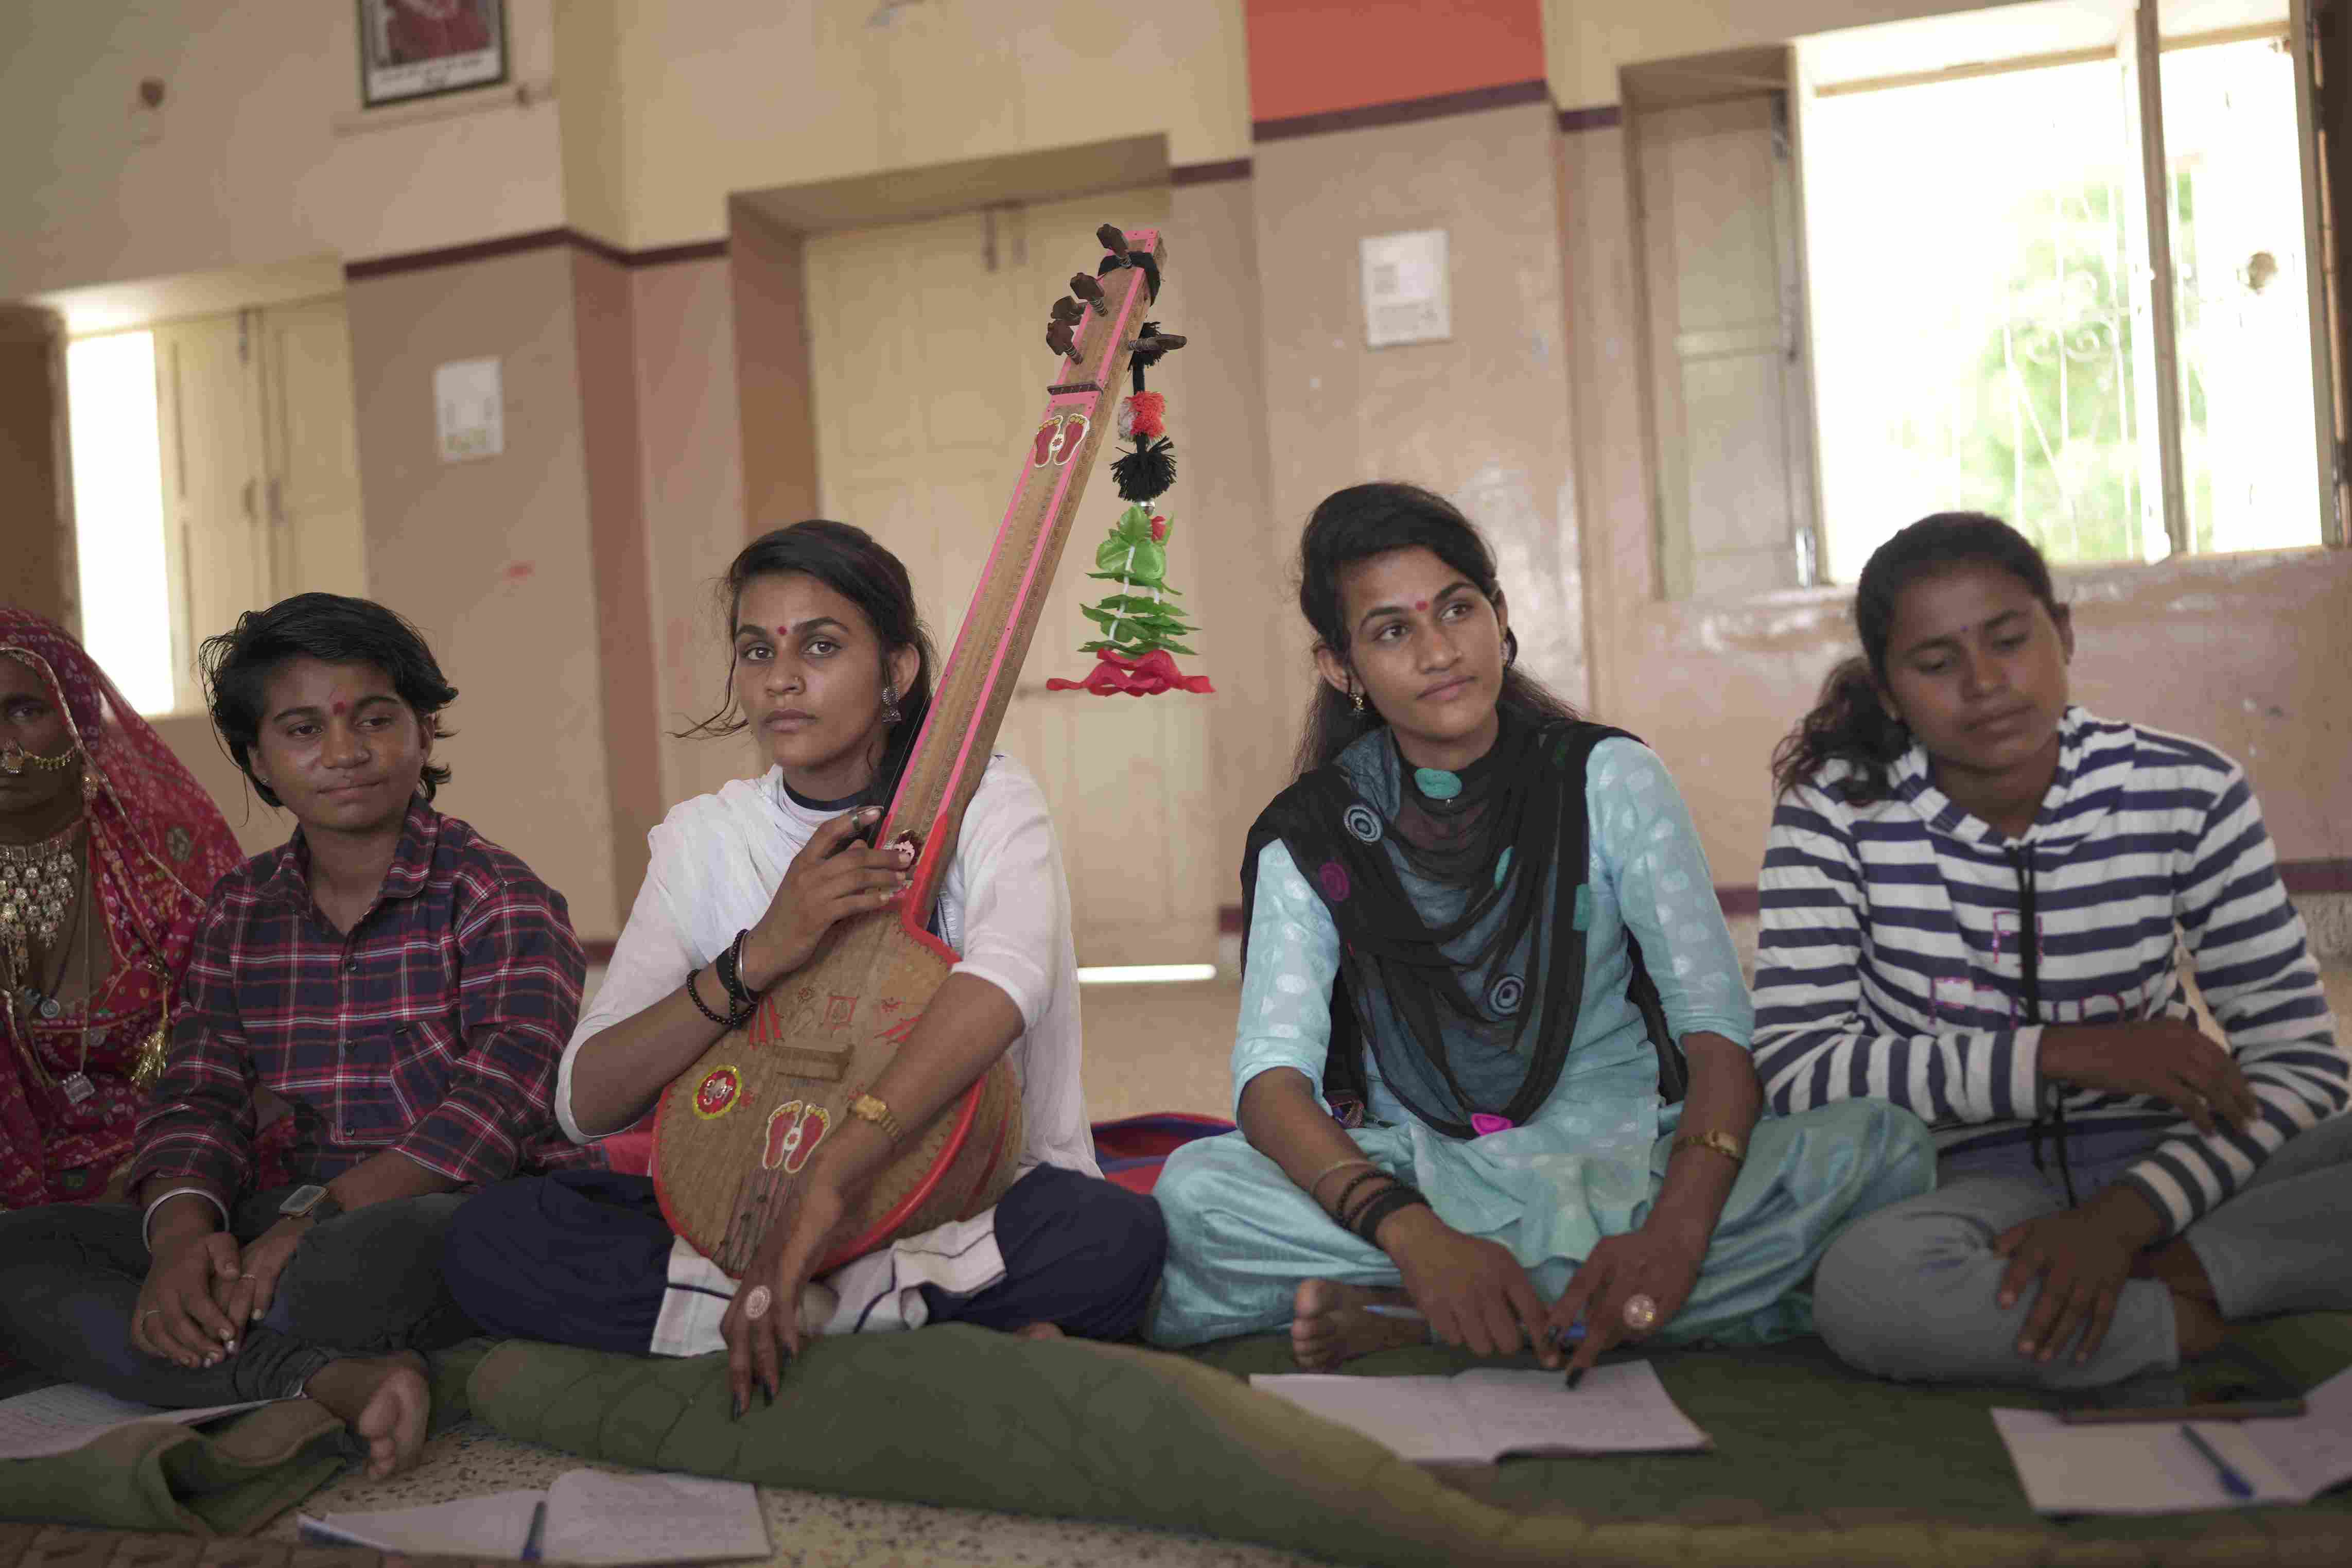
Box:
[435,356,504,462]
[1360,230,1451,349]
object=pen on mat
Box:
[521,1497,549,1562]
[2179,1424,2254,1500]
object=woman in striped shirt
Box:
[1754,513,2349,1388]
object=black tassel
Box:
[1111,438,1177,502]
[1095,250,1161,303]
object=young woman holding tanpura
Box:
[1756,513,2348,1388]
[442,521,1166,1417]
[1147,483,1932,1374]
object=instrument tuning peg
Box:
[1049,297,1085,324]
[1045,320,1079,359]
[1068,273,1104,303]
[1095,223,1128,252]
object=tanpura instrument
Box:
[652,225,1176,1276]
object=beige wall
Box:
[1256,101,1590,730]
[563,0,1252,251]
[1559,119,2352,886]
[1,0,562,300]
[344,244,622,938]
[629,254,765,813]
[150,714,290,860]
[0,308,74,631]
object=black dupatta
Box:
[1240,716,1684,1139]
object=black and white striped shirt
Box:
[1753,707,2344,1236]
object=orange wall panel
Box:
[1245,0,1547,124]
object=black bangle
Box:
[1350,1184,1431,1246]
[715,929,754,1007]
[1328,1169,1391,1225]
[685,968,746,1030]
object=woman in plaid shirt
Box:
[0,594,590,1479]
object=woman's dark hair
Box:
[1770,511,2064,804]
[199,593,458,807]
[1292,482,1577,776]
[683,520,937,804]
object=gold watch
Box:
[847,1092,903,1145]
[1671,1129,1747,1166]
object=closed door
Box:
[1636,93,1822,598]
[804,187,1216,967]
[260,298,368,601]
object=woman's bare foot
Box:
[1013,1321,1066,1343]
[305,1351,430,1480]
[1291,1279,1426,1371]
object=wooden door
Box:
[1635,93,1823,598]
[259,298,368,600]
[153,313,269,710]
[804,187,1216,967]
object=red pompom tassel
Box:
[1118,392,1166,441]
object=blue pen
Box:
[521,1497,549,1562]
[2179,1424,2254,1501]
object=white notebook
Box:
[0,1384,273,1460]
[299,1469,770,1565]
[1249,1362,1712,1465]
[1992,1366,2352,1515]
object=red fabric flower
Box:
[1044,649,1215,696]
[1148,514,1169,543]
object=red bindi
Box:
[330,700,349,717]
[1414,600,1430,613]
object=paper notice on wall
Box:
[1360,230,1450,349]
[435,357,504,463]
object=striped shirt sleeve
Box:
[2113,768,2348,1235]
[1751,787,2042,1127]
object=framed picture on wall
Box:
[357,0,508,108]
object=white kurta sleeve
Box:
[1230,839,1343,1115]
[946,761,1069,1032]
[556,825,700,1143]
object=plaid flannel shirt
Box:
[130,798,599,1207]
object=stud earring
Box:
[881,685,901,726]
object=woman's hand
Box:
[215,1218,307,1331]
[1548,1221,1708,1380]
[719,1174,858,1418]
[739,807,914,992]
[132,1232,244,1369]
[1379,1206,1552,1361]
[2041,1020,2259,1137]
[1990,1187,2161,1366]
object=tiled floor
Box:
[259,962,2352,1566]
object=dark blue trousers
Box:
[442,1163,1166,1354]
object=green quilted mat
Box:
[460,1314,2352,1567]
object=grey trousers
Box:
[0,1188,476,1407]
[1812,1112,2352,1389]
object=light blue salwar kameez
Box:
[1147,736,1933,1348]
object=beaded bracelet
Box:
[685,968,754,1030]
[714,929,755,1009]
[1306,1157,1377,1203]
[1327,1168,1391,1226]
[1349,1183,1432,1246]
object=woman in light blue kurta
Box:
[1147,483,1933,1369]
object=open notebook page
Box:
[540,1470,770,1566]
[0,1385,272,1460]
[1251,1362,1710,1464]
[1452,1365,1713,1455]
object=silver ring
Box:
[742,1285,772,1322]
[1622,1294,1660,1333]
